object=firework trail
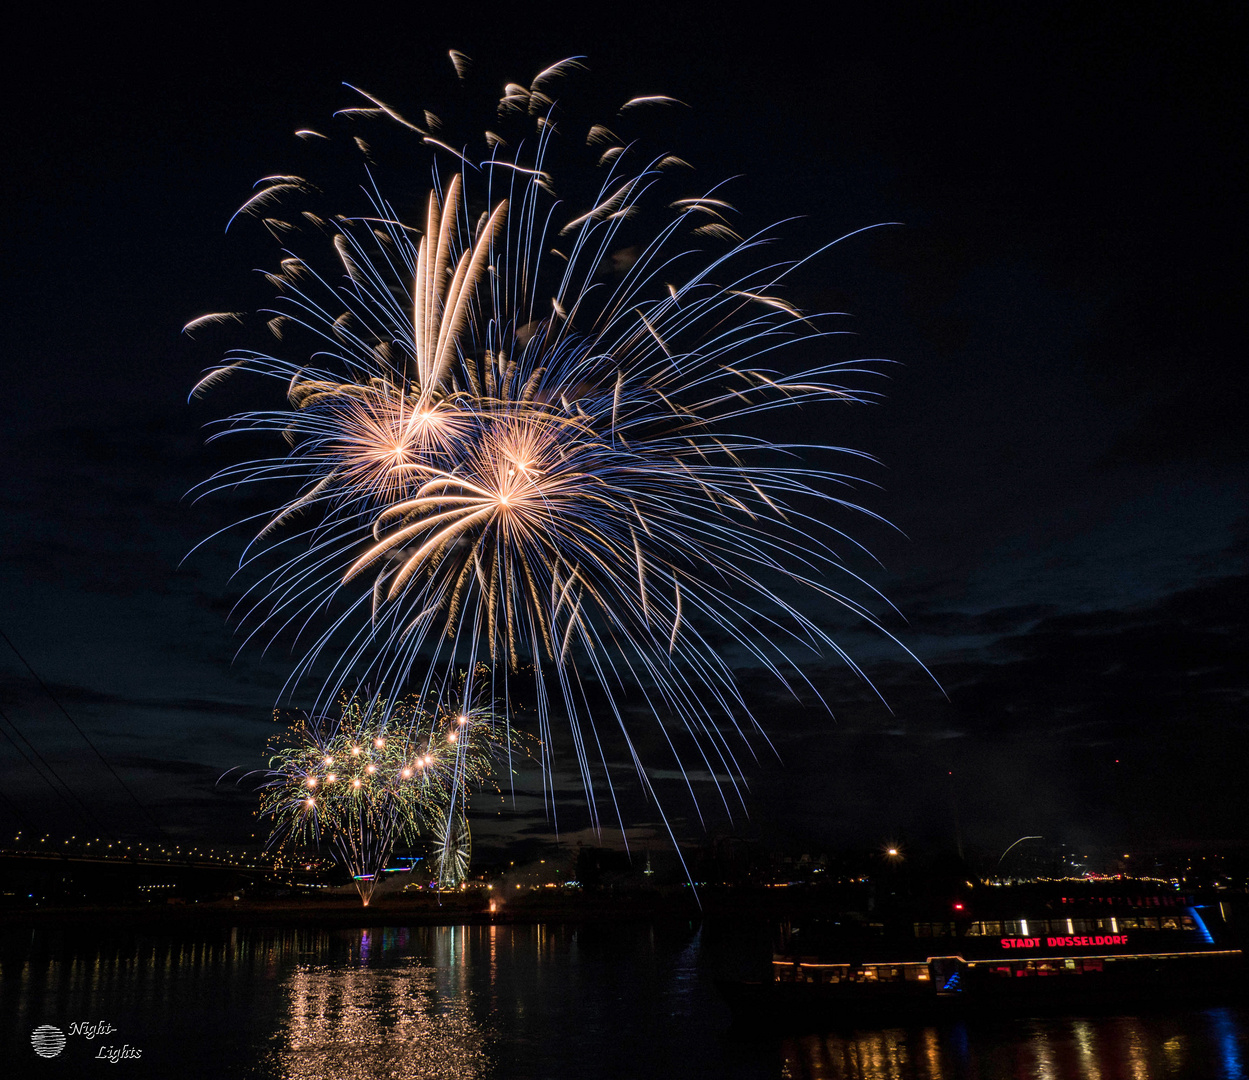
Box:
[192,55,923,857]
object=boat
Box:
[721,880,1245,1022]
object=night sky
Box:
[1,3,1245,863]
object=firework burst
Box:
[258,691,515,904]
[193,56,923,855]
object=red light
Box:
[953,902,964,911]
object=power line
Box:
[0,705,99,831]
[0,781,34,833]
[0,629,166,837]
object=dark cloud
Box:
[723,572,1249,855]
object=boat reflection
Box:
[778,1009,1248,1080]
[781,1026,945,1079]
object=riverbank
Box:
[0,888,719,930]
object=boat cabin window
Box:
[974,915,1185,936]
[916,909,1196,942]
[775,962,931,985]
[985,957,1107,978]
[861,964,930,982]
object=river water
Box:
[2,921,1247,1078]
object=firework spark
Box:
[193,56,923,857]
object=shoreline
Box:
[0,891,717,931]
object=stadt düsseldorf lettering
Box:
[1000,934,1129,950]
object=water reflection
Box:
[257,926,489,1079]
[1,926,490,1079]
[779,1010,1249,1080]
[4,924,1248,1079]
[269,959,486,1079]
[1210,1007,1245,1080]
[784,1008,1249,1078]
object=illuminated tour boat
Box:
[731,883,1243,1018]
